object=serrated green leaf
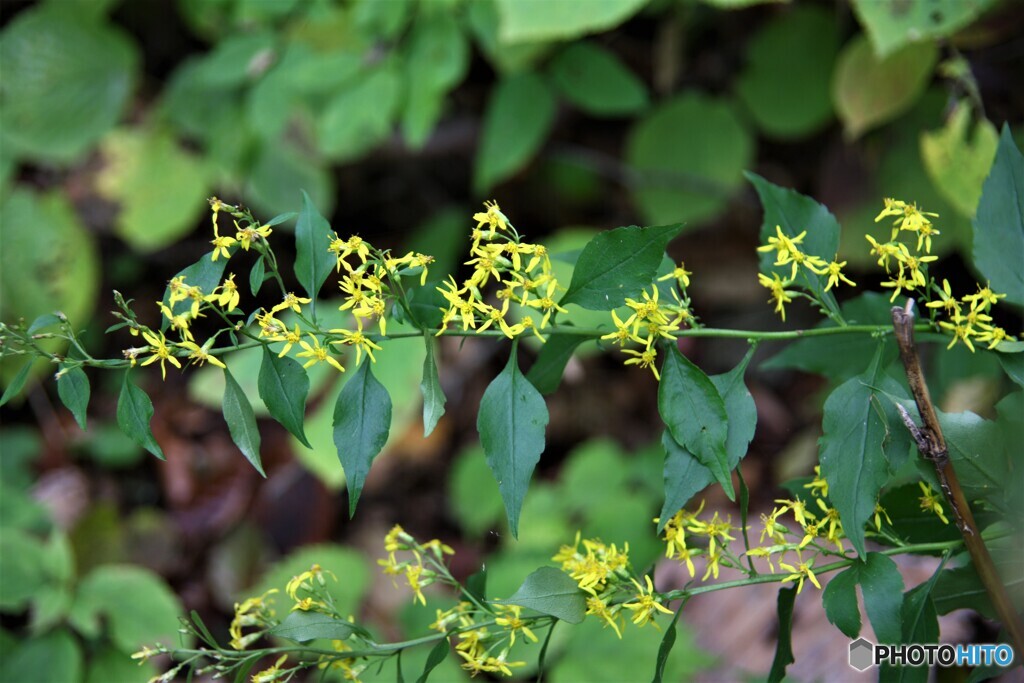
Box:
[851,0,997,58]
[561,224,682,310]
[920,103,998,218]
[268,610,368,643]
[972,125,1024,306]
[549,42,648,117]
[767,586,797,683]
[474,72,556,192]
[258,346,311,448]
[823,564,861,638]
[57,365,90,430]
[116,372,163,460]
[293,190,335,310]
[498,566,585,624]
[420,335,446,437]
[0,361,33,408]
[333,361,392,517]
[526,334,588,394]
[833,35,937,139]
[416,639,450,683]
[223,367,264,476]
[658,345,734,500]
[493,0,647,43]
[477,344,549,538]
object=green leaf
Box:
[465,0,552,74]
[526,334,588,394]
[858,552,905,644]
[560,223,683,310]
[333,361,393,517]
[401,15,468,148]
[920,103,999,218]
[450,446,505,537]
[819,348,907,557]
[249,545,370,620]
[767,586,797,683]
[652,602,685,683]
[420,335,446,437]
[318,65,401,161]
[246,139,333,219]
[497,566,586,624]
[0,6,138,161]
[293,190,335,308]
[972,125,1024,306]
[116,372,163,460]
[57,365,90,430]
[258,346,311,448]
[85,644,154,683]
[0,629,82,683]
[162,250,227,319]
[474,72,556,192]
[659,431,715,529]
[626,94,753,226]
[747,171,841,318]
[494,0,647,43]
[822,564,861,638]
[851,0,997,58]
[998,352,1024,388]
[223,367,264,476]
[417,639,450,683]
[735,6,840,139]
[268,610,368,643]
[27,313,63,335]
[658,345,734,500]
[0,361,33,408]
[548,42,648,117]
[250,255,266,296]
[0,529,47,609]
[880,573,942,681]
[832,35,937,139]
[477,344,549,538]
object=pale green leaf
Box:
[972,125,1024,306]
[852,0,997,58]
[497,566,586,624]
[494,0,647,43]
[920,104,999,218]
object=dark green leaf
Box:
[162,251,227,319]
[466,569,487,604]
[420,335,446,438]
[858,552,905,644]
[526,334,588,394]
[474,73,556,192]
[249,255,266,296]
[223,367,264,476]
[658,345,734,500]
[0,628,82,683]
[658,431,714,531]
[293,190,335,308]
[997,351,1024,388]
[497,567,585,624]
[57,365,90,430]
[767,586,797,683]
[264,211,297,227]
[973,125,1024,306]
[561,224,683,310]
[258,346,311,448]
[652,601,685,683]
[0,361,33,407]
[549,42,648,117]
[27,313,62,334]
[268,610,367,643]
[477,344,549,538]
[116,372,163,459]
[333,361,392,517]
[823,565,861,638]
[880,569,943,682]
[416,639,450,683]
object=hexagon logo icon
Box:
[849,638,874,671]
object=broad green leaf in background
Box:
[420,335,446,437]
[57,365,90,430]
[494,0,647,43]
[0,629,82,683]
[333,361,393,517]
[96,127,211,252]
[658,345,735,500]
[85,644,154,683]
[0,6,138,161]
[401,14,469,148]
[767,586,798,683]
[823,552,904,642]
[223,367,264,477]
[245,139,334,219]
[972,125,1024,306]
[735,6,840,139]
[932,538,1024,619]
[293,190,336,311]
[269,610,368,643]
[920,104,998,218]
[700,0,785,7]
[466,0,552,74]
[188,32,275,88]
[475,72,557,192]
[851,0,998,59]
[548,42,648,117]
[560,224,682,310]
[116,373,163,460]
[258,347,311,448]
[526,335,589,395]
[747,172,841,319]
[832,35,937,139]
[0,529,47,610]
[659,431,715,529]
[822,564,861,638]
[626,94,753,226]
[318,64,401,161]
[496,566,586,624]
[0,362,34,408]
[477,344,549,538]
[354,0,411,40]
[880,572,942,682]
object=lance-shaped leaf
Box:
[560,223,683,310]
[658,345,734,500]
[767,586,797,683]
[116,372,163,459]
[420,335,446,437]
[495,567,585,624]
[57,365,90,430]
[973,125,1024,306]
[0,361,33,407]
[526,334,588,395]
[223,367,264,476]
[333,361,392,517]
[477,344,549,538]
[258,346,311,448]
[293,190,335,307]
[269,610,369,643]
[417,639,450,683]
[249,255,266,296]
[880,567,943,682]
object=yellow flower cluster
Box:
[228,588,278,650]
[601,275,693,380]
[377,524,453,606]
[756,225,856,321]
[436,201,561,342]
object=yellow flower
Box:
[658,262,692,288]
[778,553,822,594]
[210,222,236,262]
[757,272,797,321]
[472,200,508,235]
[701,548,722,580]
[918,482,949,524]
[622,346,660,380]
[585,595,623,638]
[925,279,960,316]
[963,283,1006,311]
[600,309,642,347]
[938,313,977,352]
[329,233,371,270]
[178,339,226,369]
[525,279,568,327]
[330,327,382,365]
[494,604,539,645]
[803,466,829,498]
[622,575,673,627]
[686,511,735,555]
[229,589,278,650]
[272,292,311,315]
[252,655,288,683]
[296,335,346,372]
[140,331,181,380]
[235,222,272,250]
[974,323,1014,350]
[873,503,893,530]
[157,302,195,342]
[823,260,855,291]
[277,324,302,358]
[865,235,902,272]
[206,274,241,312]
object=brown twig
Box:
[891,300,1024,657]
